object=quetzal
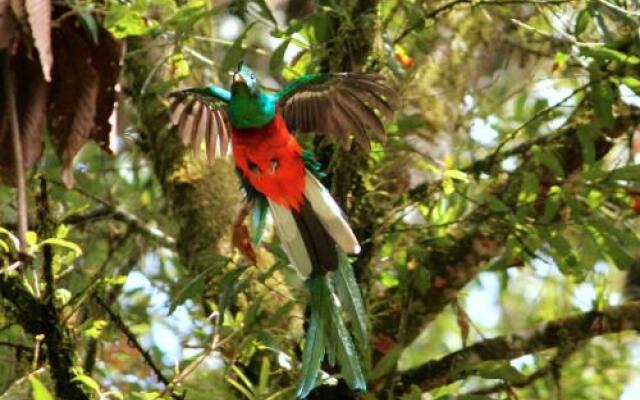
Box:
[169,63,398,398]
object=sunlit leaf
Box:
[270,39,290,76]
[220,22,256,77]
[29,376,53,400]
[39,238,83,256]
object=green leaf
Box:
[517,171,539,217]
[541,185,562,224]
[487,196,510,213]
[575,8,591,36]
[0,227,20,250]
[621,77,640,95]
[380,270,399,288]
[168,261,225,315]
[587,218,637,269]
[589,81,615,129]
[269,40,290,76]
[220,22,257,76]
[401,385,423,400]
[539,228,579,276]
[106,11,149,39]
[77,12,99,44]
[368,345,401,381]
[257,355,271,395]
[83,319,109,339]
[0,239,9,252]
[608,164,640,181]
[39,238,83,256]
[73,374,101,394]
[534,148,564,177]
[472,360,527,384]
[581,46,640,65]
[29,376,53,400]
[413,267,431,295]
[26,231,38,247]
[250,0,277,26]
[576,124,600,167]
[218,266,250,318]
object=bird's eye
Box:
[250,73,255,79]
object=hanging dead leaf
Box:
[0,0,16,49]
[9,0,24,20]
[48,19,99,187]
[88,28,123,152]
[453,299,470,346]
[232,205,257,264]
[25,0,52,81]
[0,44,48,184]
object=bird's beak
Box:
[232,73,245,85]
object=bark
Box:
[124,38,241,277]
[0,274,90,400]
[398,302,640,392]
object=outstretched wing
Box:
[169,86,233,162]
[277,73,399,150]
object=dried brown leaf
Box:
[25,0,52,81]
[0,45,48,185]
[48,21,98,187]
[232,206,257,264]
[454,299,470,346]
[88,28,123,152]
[9,0,24,20]
[0,0,16,49]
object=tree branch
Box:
[95,296,170,386]
[400,112,640,345]
[394,0,575,43]
[398,302,640,393]
[0,273,90,399]
[465,340,578,396]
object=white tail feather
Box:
[269,201,313,277]
[304,171,361,255]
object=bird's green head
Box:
[231,62,260,98]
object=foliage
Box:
[2,0,640,399]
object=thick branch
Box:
[398,302,640,392]
[0,274,89,399]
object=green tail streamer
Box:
[296,253,368,399]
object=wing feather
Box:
[168,87,231,162]
[278,73,398,149]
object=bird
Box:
[169,62,398,398]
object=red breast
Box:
[232,113,306,210]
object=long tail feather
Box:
[304,171,360,255]
[265,169,368,398]
[332,253,369,357]
[297,274,367,399]
[268,201,313,277]
[297,277,327,398]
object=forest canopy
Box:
[2,0,640,399]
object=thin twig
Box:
[49,179,176,247]
[38,177,54,300]
[394,0,574,44]
[95,296,171,386]
[4,50,28,252]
